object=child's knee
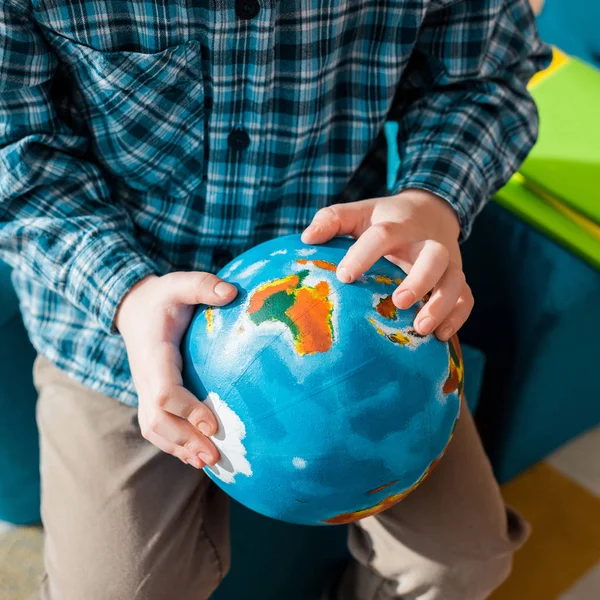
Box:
[397,550,514,600]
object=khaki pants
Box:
[33,355,529,600]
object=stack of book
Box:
[496,48,600,269]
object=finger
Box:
[146,342,219,437]
[161,271,238,307]
[139,343,215,451]
[301,201,373,245]
[392,240,450,309]
[335,221,410,283]
[143,411,220,466]
[413,266,465,336]
[156,385,219,437]
[143,430,205,469]
[434,284,475,341]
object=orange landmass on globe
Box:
[373,275,392,284]
[296,258,337,272]
[248,270,334,355]
[205,307,214,332]
[368,318,410,346]
[372,274,404,285]
[443,334,465,398]
[367,480,398,495]
[286,281,333,354]
[376,295,397,320]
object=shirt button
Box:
[213,247,234,270]
[235,0,260,20]
[228,127,251,151]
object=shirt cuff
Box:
[65,229,161,334]
[390,146,486,240]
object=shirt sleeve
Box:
[0,0,160,333]
[388,0,553,239]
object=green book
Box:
[495,175,600,271]
[521,53,600,225]
[494,49,600,269]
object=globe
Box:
[182,234,463,525]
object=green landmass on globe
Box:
[208,257,419,356]
[247,267,335,356]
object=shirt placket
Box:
[206,0,274,257]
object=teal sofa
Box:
[460,202,600,483]
[536,0,600,68]
[0,260,40,525]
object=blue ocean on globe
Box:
[182,235,462,525]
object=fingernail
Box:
[394,289,415,308]
[439,325,454,340]
[215,281,236,299]
[199,452,216,466]
[337,266,352,284]
[418,316,435,334]
[198,421,214,437]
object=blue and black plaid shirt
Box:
[0,0,550,404]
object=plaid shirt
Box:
[0,0,550,405]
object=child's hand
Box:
[529,0,545,16]
[115,273,238,468]
[302,189,473,341]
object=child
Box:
[530,0,545,14]
[0,1,550,599]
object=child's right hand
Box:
[114,272,238,468]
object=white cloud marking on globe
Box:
[204,392,252,484]
[220,258,242,278]
[292,457,307,469]
[238,259,268,279]
[436,386,449,405]
[372,292,390,309]
[435,346,454,405]
[205,306,222,335]
[301,271,332,288]
[297,247,317,256]
[270,249,288,256]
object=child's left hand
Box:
[301,189,473,341]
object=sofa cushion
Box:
[0,261,20,329]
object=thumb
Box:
[161,271,238,307]
[301,200,373,245]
